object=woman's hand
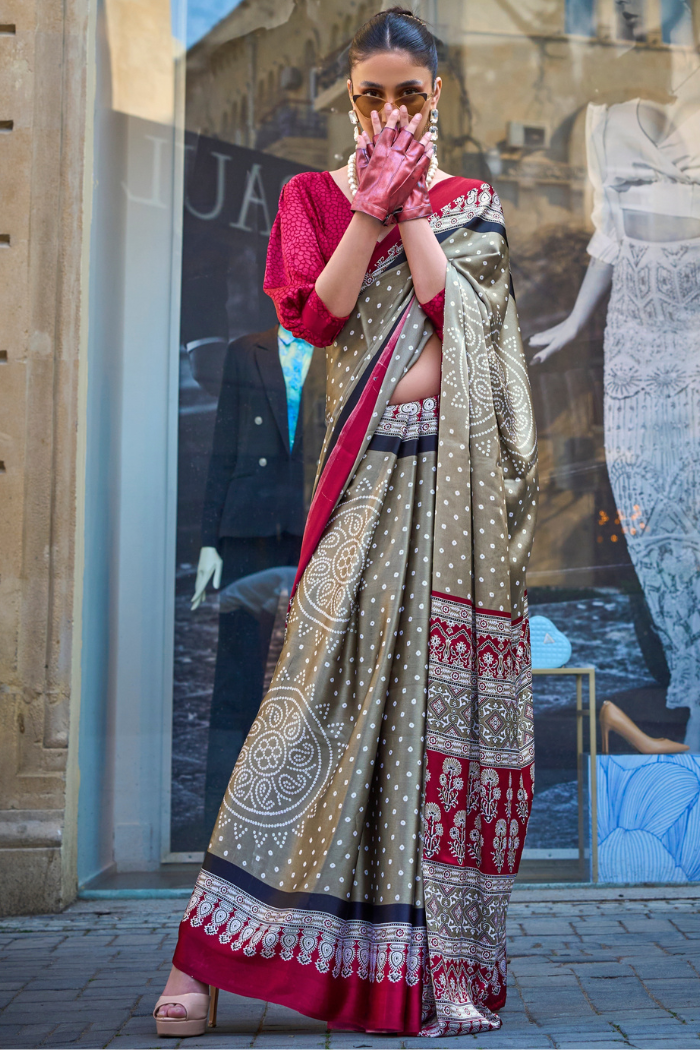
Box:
[354,126,375,185]
[529,317,581,364]
[384,104,434,223]
[351,106,432,224]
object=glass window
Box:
[566,0,596,37]
[662,0,695,43]
[163,0,700,887]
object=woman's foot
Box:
[156,964,208,1018]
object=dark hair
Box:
[349,7,438,82]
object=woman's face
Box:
[347,50,441,141]
[615,0,645,39]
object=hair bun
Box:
[384,5,425,19]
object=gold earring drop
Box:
[429,109,439,141]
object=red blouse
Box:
[264,172,480,346]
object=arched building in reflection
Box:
[183,0,700,596]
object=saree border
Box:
[202,850,426,925]
[361,215,508,291]
[174,863,428,1035]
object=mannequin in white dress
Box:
[531,94,700,752]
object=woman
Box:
[155,8,538,1037]
[530,88,700,753]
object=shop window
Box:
[167,0,700,887]
[661,0,694,43]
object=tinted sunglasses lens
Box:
[400,94,428,115]
[354,96,385,118]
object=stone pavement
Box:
[0,887,699,1050]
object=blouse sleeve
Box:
[420,289,444,341]
[585,103,621,265]
[264,177,350,347]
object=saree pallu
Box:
[604,236,700,717]
[174,183,538,1036]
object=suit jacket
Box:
[201,326,321,544]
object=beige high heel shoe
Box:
[153,985,218,1037]
[599,700,690,755]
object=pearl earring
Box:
[429,108,439,141]
[348,109,360,143]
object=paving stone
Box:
[64,1037,116,1049]
[593,1008,675,1023]
[514,972,583,989]
[675,1009,700,1022]
[623,958,696,980]
[14,1024,58,1042]
[517,999,600,1023]
[620,1023,698,1040]
[44,1023,92,1042]
[2,895,700,1049]
[420,1041,549,1050]
[630,1042,700,1049]
[0,1025,23,1040]
[253,1034,328,1047]
[552,1042,629,1049]
[261,1005,326,1030]
[76,988,143,1003]
[10,989,82,1004]
[18,978,85,992]
[576,975,656,1012]
[84,979,154,990]
[640,977,700,1009]
[169,1037,253,1049]
[108,1038,201,1049]
[326,1036,401,1049]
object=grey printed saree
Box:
[174,177,538,1036]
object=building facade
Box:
[0,0,92,914]
[2,0,699,915]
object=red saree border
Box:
[292,300,413,595]
[173,869,427,1036]
[174,924,424,1034]
[420,587,534,1034]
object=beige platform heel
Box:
[153,985,218,1037]
[599,700,689,755]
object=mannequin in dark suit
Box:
[199,325,323,832]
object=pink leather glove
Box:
[397,157,433,222]
[351,125,431,225]
[354,132,376,186]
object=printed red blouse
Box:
[264,172,482,346]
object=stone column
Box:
[0,0,92,915]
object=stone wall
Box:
[0,0,92,914]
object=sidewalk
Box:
[0,887,699,1049]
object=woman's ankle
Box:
[162,964,208,995]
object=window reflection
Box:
[171,0,700,883]
[566,0,596,37]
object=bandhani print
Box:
[173,182,538,1036]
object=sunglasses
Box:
[352,92,430,119]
